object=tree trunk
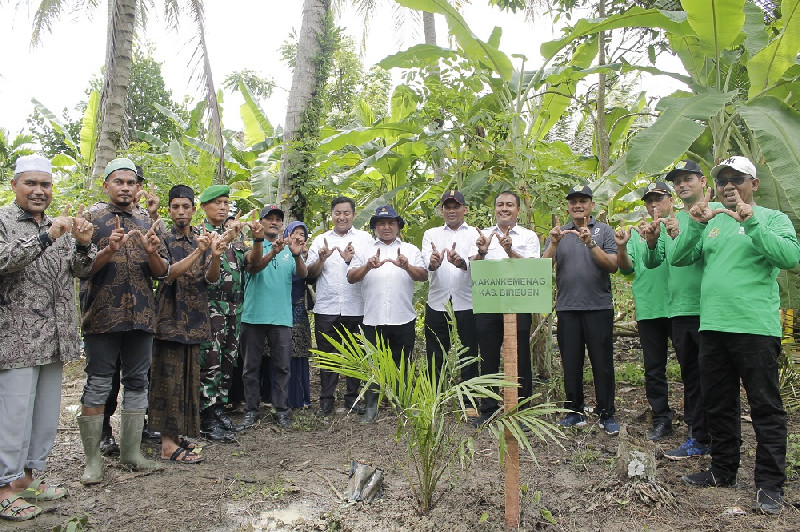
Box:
[92,0,137,182]
[596,0,611,175]
[423,11,436,45]
[278,0,330,218]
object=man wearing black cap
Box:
[467,191,541,426]
[421,190,478,379]
[148,185,224,464]
[643,160,712,460]
[543,184,619,435]
[239,205,307,429]
[615,182,674,441]
[347,204,427,422]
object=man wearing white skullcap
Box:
[0,155,96,522]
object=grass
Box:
[229,475,288,501]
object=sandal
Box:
[179,437,202,453]
[163,447,204,464]
[19,479,67,501]
[0,495,42,522]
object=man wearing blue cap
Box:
[0,155,95,522]
[239,205,308,429]
[76,157,169,485]
[348,204,427,422]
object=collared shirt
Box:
[421,222,475,311]
[204,219,248,312]
[155,226,214,345]
[80,202,169,335]
[349,238,425,326]
[468,224,541,260]
[0,203,95,370]
[242,242,297,327]
[307,227,372,316]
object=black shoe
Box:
[141,419,161,441]
[468,413,492,428]
[99,431,119,456]
[681,468,737,488]
[200,412,236,442]
[239,411,260,430]
[752,488,783,514]
[316,399,334,418]
[646,420,674,441]
[274,413,291,429]
[214,405,243,432]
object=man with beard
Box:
[467,191,540,427]
[306,197,373,417]
[543,185,619,435]
[422,190,477,379]
[0,155,95,522]
[239,205,307,429]
[76,157,168,485]
[670,157,800,515]
[347,205,427,423]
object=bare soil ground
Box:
[7,338,799,531]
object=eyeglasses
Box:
[715,175,752,187]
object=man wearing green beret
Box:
[196,185,258,440]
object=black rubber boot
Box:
[200,408,235,442]
[360,391,379,424]
[214,404,243,433]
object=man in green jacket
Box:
[669,156,800,515]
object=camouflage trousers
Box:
[199,311,240,411]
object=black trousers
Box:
[475,313,533,415]
[671,316,709,443]
[638,317,673,423]
[556,310,615,419]
[361,320,416,367]
[699,331,786,491]
[316,313,363,406]
[424,305,479,382]
[241,323,291,416]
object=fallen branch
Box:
[315,471,344,501]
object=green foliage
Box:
[52,513,90,532]
[787,433,800,479]
[312,307,564,511]
[126,50,186,144]
[0,129,35,183]
[223,69,276,100]
[616,362,645,386]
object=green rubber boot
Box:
[77,414,104,485]
[119,410,162,471]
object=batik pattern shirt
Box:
[80,202,168,335]
[0,203,96,369]
[155,226,215,345]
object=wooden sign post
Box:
[470,258,553,530]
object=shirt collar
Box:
[443,222,469,231]
[565,216,595,229]
[13,202,50,225]
[491,224,520,235]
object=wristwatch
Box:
[586,239,597,249]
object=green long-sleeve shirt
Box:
[669,206,800,337]
[619,227,670,320]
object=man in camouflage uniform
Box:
[197,185,250,441]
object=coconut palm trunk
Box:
[91,0,137,181]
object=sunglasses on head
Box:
[715,175,752,187]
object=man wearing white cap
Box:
[0,155,95,522]
[670,156,800,515]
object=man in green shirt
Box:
[615,181,674,441]
[669,156,800,515]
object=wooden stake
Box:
[503,313,520,530]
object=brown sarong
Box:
[149,340,201,437]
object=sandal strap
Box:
[0,495,38,518]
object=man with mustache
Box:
[76,157,169,485]
[669,156,800,515]
[543,185,619,435]
[0,155,95,522]
[239,205,308,430]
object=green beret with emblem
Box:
[198,185,231,204]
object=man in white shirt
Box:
[348,205,427,422]
[468,190,541,426]
[306,197,373,417]
[421,190,477,379]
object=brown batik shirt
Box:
[0,203,96,370]
[80,202,168,335]
[155,226,214,345]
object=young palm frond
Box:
[313,307,564,511]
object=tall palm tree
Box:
[28,0,225,183]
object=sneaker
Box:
[557,412,587,428]
[752,488,783,515]
[646,421,674,441]
[681,468,737,488]
[664,438,709,461]
[598,416,620,435]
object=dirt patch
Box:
[8,341,799,531]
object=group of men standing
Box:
[0,152,796,522]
